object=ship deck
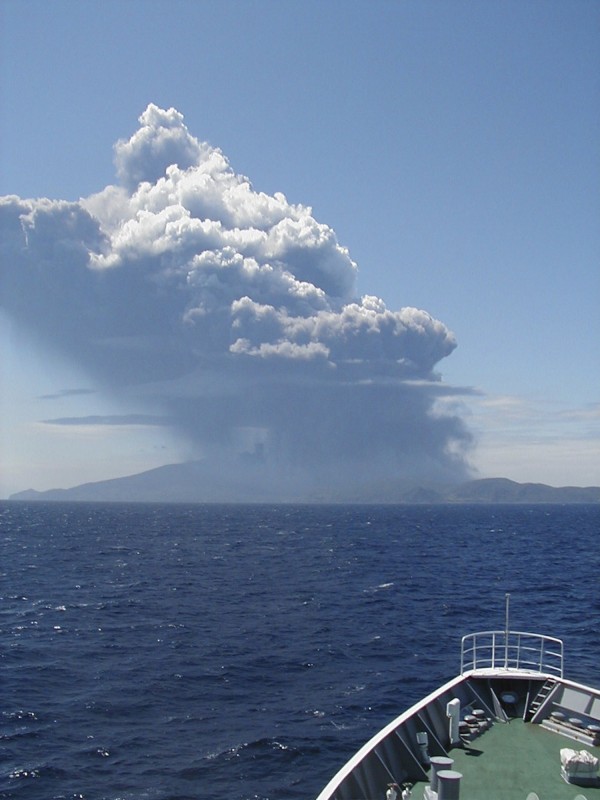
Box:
[417,718,600,799]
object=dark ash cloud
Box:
[1,104,473,496]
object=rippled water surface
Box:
[1,502,599,799]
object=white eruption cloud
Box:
[1,104,472,497]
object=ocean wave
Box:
[1,501,598,800]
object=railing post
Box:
[504,593,510,669]
[556,638,562,676]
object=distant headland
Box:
[7,463,600,504]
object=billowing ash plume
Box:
[0,104,472,498]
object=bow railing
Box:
[461,630,563,677]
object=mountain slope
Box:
[8,465,600,504]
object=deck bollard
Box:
[436,769,462,800]
[429,757,454,792]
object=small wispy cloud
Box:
[41,414,174,427]
[472,394,600,436]
[557,403,600,424]
[38,388,96,400]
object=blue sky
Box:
[1,0,599,496]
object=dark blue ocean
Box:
[1,502,599,800]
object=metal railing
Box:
[460,630,564,677]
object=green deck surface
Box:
[418,720,600,799]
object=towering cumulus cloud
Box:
[1,104,472,499]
